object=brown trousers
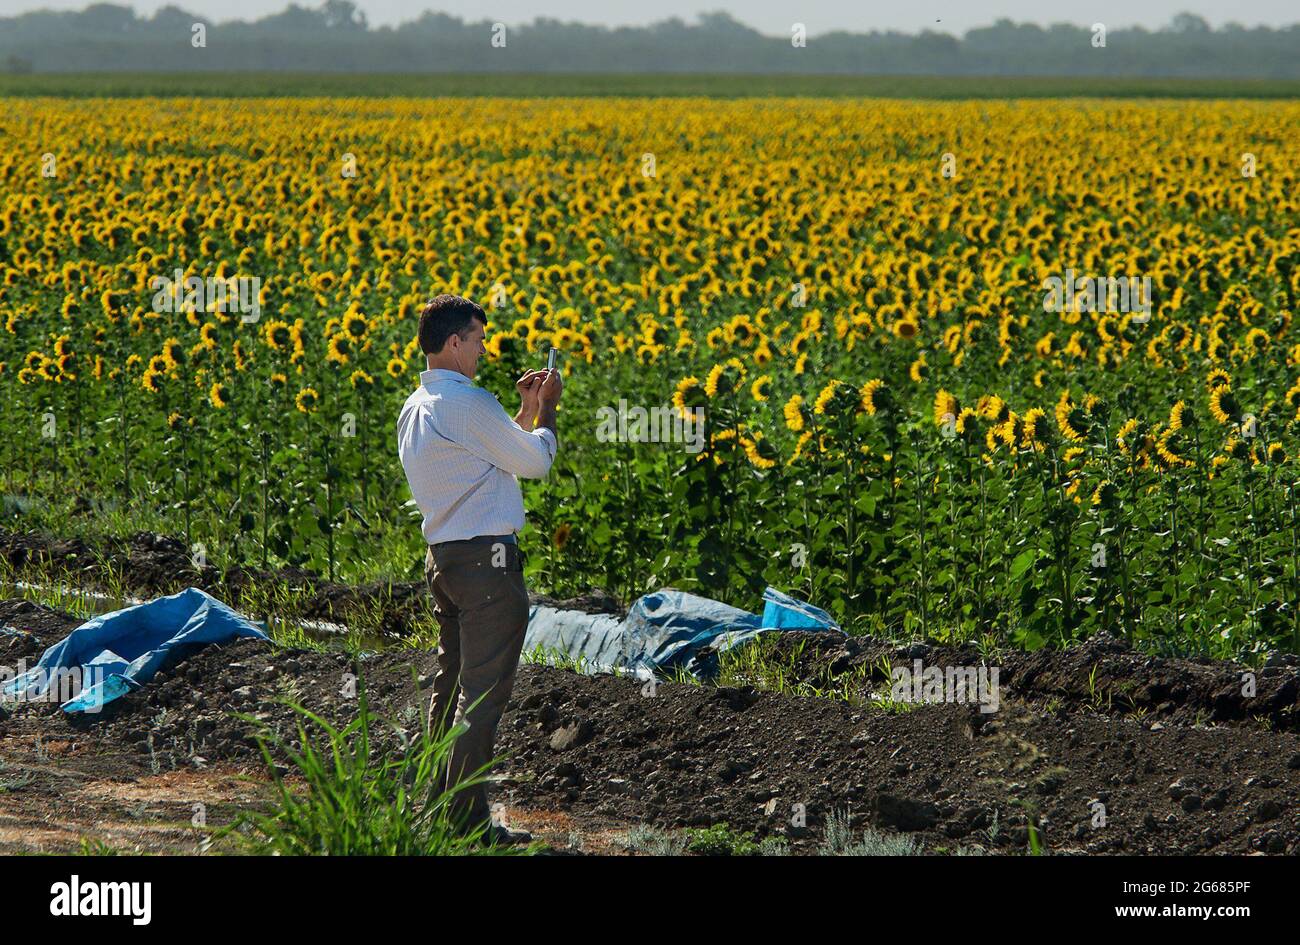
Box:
[424,539,530,828]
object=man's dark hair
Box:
[418,294,488,354]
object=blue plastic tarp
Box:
[2,587,267,714]
[524,586,842,678]
[760,586,840,630]
[1,584,836,711]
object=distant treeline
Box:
[2,3,1297,77]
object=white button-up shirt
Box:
[397,368,557,545]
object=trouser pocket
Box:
[432,543,526,613]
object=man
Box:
[396,293,561,845]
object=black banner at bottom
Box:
[0,852,1285,931]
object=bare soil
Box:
[2,595,1298,855]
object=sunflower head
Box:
[726,314,757,346]
[1054,391,1090,443]
[1021,408,1052,450]
[673,376,708,418]
[893,318,920,341]
[39,358,64,383]
[787,429,815,466]
[992,412,1019,450]
[1155,429,1189,471]
[1205,368,1231,393]
[162,337,185,369]
[934,389,958,428]
[1115,417,1140,455]
[295,387,320,414]
[1244,327,1270,357]
[858,378,890,416]
[977,394,1010,425]
[486,332,522,361]
[1208,386,1242,426]
[908,354,927,383]
[1168,400,1194,431]
[343,313,370,340]
[1092,479,1119,510]
[742,432,780,470]
[783,394,810,433]
[954,407,981,443]
[327,333,353,365]
[265,321,292,351]
[810,379,863,419]
[552,522,572,550]
[199,322,219,351]
[704,358,746,398]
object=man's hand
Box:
[514,369,546,431]
[538,367,563,406]
[535,368,562,447]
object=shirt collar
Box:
[421,368,471,388]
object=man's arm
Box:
[533,401,558,450]
[439,387,556,480]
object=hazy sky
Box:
[0,0,1294,33]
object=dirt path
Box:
[1,597,1298,855]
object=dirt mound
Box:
[495,665,1300,854]
[748,630,1300,732]
[0,599,78,661]
[3,611,1298,855]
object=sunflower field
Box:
[2,97,1299,658]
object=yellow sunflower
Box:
[295,387,320,414]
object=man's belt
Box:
[431,533,517,550]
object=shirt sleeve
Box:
[436,386,557,480]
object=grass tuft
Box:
[223,675,524,856]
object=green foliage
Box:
[820,810,922,856]
[76,838,121,855]
[684,823,762,856]
[619,825,688,856]
[225,677,521,856]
